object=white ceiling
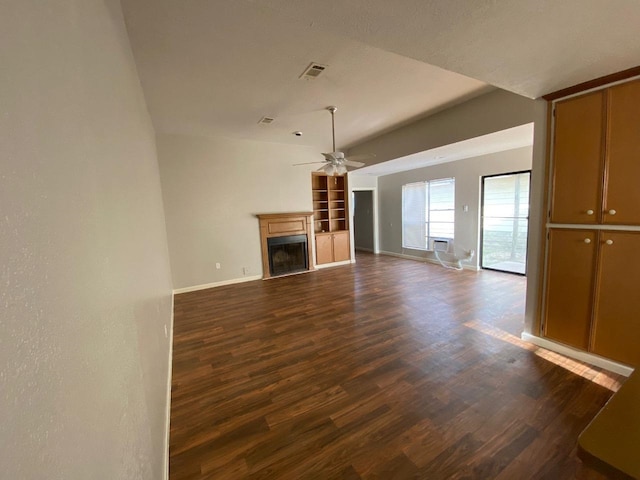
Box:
[352,123,534,177]
[121,0,640,155]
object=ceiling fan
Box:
[294,106,374,175]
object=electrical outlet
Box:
[215,262,221,269]
[242,267,249,276]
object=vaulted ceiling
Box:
[121,0,640,152]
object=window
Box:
[402,178,455,250]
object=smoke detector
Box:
[299,62,328,80]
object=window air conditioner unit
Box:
[431,238,451,252]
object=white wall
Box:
[349,174,378,189]
[377,147,533,268]
[349,90,547,334]
[157,133,321,289]
[0,1,173,478]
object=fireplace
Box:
[256,212,315,279]
[267,234,308,276]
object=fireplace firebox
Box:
[267,234,308,276]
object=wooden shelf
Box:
[312,173,350,235]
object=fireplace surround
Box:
[256,212,314,279]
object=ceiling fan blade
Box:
[293,161,326,166]
[346,153,375,162]
[321,152,337,161]
[343,160,365,168]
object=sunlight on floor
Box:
[464,320,623,392]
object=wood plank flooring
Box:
[170,253,622,479]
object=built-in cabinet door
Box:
[315,233,333,265]
[332,231,350,262]
[592,231,640,366]
[544,228,597,350]
[550,91,605,224]
[604,79,640,226]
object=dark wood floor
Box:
[170,253,622,479]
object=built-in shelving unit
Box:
[312,174,348,233]
[312,174,330,233]
[312,173,350,265]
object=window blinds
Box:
[402,178,455,250]
[402,182,427,249]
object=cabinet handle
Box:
[608,209,617,215]
[586,209,594,215]
[583,238,591,244]
[605,239,614,245]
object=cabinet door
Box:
[332,231,350,262]
[592,231,640,366]
[315,233,333,265]
[550,91,605,224]
[544,229,597,350]
[604,79,640,225]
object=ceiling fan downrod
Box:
[327,106,337,153]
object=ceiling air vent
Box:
[299,62,328,80]
[258,116,275,125]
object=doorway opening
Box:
[352,190,376,253]
[480,170,531,275]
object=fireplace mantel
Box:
[256,212,314,279]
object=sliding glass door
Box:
[481,171,531,275]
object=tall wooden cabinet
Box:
[312,173,351,265]
[542,78,640,367]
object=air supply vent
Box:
[258,116,275,125]
[299,62,328,80]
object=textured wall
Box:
[157,133,320,289]
[0,1,173,478]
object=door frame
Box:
[480,169,532,276]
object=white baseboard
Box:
[521,333,634,377]
[173,275,262,294]
[379,250,479,271]
[164,293,175,480]
[315,259,353,269]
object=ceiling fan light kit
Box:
[293,105,371,176]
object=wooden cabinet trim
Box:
[542,65,640,101]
